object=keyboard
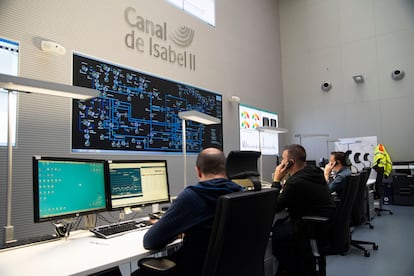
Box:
[0,234,60,251]
[90,219,152,239]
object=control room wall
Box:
[0,0,283,240]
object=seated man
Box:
[324,151,352,196]
[272,144,336,275]
[132,147,243,276]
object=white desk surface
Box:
[0,229,172,276]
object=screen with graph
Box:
[107,160,170,210]
[72,53,223,153]
[239,104,279,155]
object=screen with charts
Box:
[107,160,170,210]
[239,104,279,155]
[32,157,108,222]
[72,53,223,153]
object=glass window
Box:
[166,0,215,26]
[0,38,19,146]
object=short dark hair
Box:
[196,148,226,175]
[331,151,346,165]
[283,144,306,164]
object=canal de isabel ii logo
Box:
[124,7,196,71]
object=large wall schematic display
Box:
[72,53,223,153]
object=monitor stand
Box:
[83,214,97,230]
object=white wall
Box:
[279,0,414,162]
[0,0,283,240]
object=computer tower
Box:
[382,178,394,205]
[392,174,414,206]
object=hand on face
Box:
[324,160,336,174]
[273,161,289,182]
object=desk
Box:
[0,229,180,276]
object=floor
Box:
[326,204,414,276]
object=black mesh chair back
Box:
[374,166,385,198]
[328,173,360,254]
[351,169,370,226]
[374,166,394,215]
[302,174,362,275]
[202,189,278,276]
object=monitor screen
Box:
[239,104,279,155]
[33,157,108,222]
[107,160,170,210]
[72,53,223,154]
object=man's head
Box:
[281,144,307,173]
[195,147,226,180]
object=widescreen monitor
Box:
[239,104,279,155]
[107,160,171,210]
[33,156,108,222]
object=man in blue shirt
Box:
[133,147,243,276]
[324,151,352,196]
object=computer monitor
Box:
[226,151,261,179]
[107,160,171,210]
[33,156,108,222]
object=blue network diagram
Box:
[72,54,223,153]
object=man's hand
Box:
[273,162,289,182]
[324,162,335,181]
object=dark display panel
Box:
[72,53,223,153]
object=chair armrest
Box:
[138,257,176,274]
[302,216,329,222]
[301,216,330,239]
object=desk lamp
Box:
[0,73,99,242]
[256,126,288,182]
[178,110,220,188]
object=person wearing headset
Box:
[271,144,335,276]
[324,151,352,196]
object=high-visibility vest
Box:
[373,144,392,177]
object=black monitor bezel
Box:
[32,156,109,223]
[106,159,171,211]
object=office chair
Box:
[373,166,394,216]
[225,150,262,191]
[351,168,374,229]
[137,189,278,276]
[350,169,378,257]
[302,174,369,275]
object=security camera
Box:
[41,40,66,55]
[321,81,332,92]
[391,69,405,80]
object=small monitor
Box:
[107,160,171,210]
[226,151,261,179]
[33,156,108,222]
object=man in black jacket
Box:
[272,144,335,276]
